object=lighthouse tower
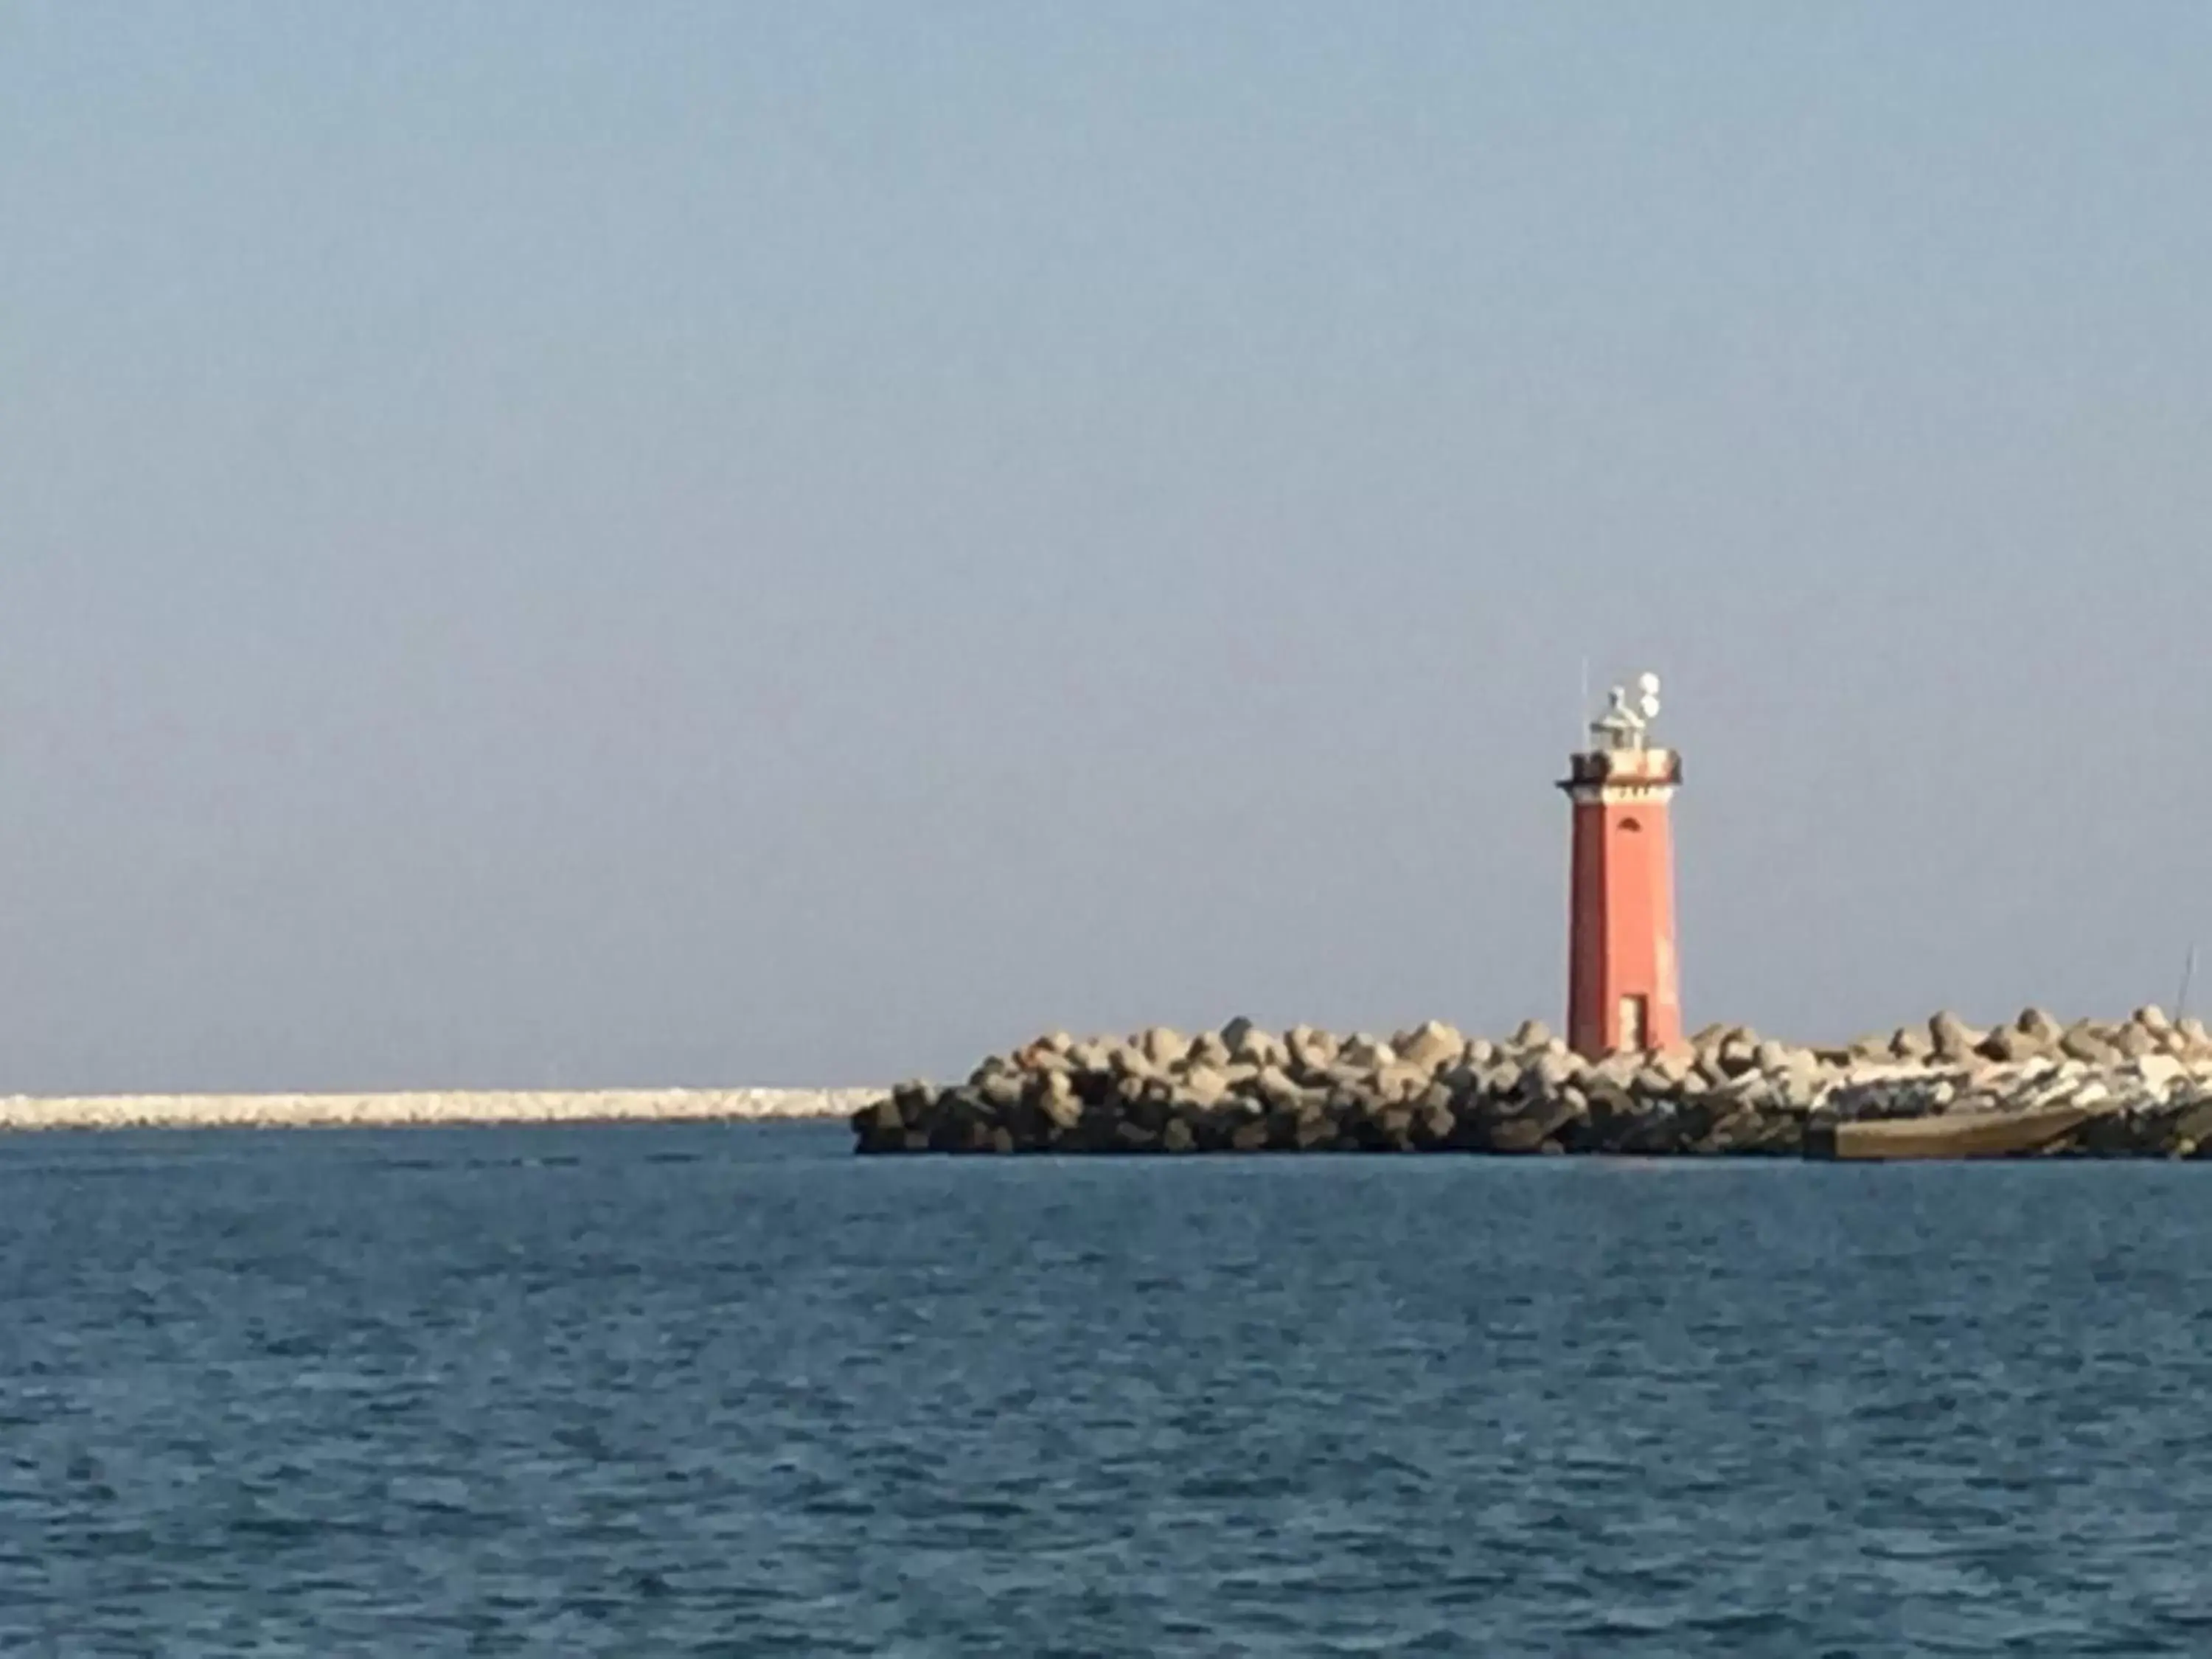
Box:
[1559,672,1682,1057]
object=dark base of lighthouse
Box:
[854,1011,2212,1162]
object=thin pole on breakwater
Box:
[2178,945,2199,1025]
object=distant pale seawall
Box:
[0,1089,876,1133]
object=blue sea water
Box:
[3,1124,2211,1655]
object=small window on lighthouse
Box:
[1618,817,1642,833]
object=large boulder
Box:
[891,1081,936,1127]
[1338,1033,1398,1071]
[1176,1068,1233,1110]
[2061,1021,2121,1065]
[1395,1020,1466,1072]
[1065,1038,1116,1074]
[1688,1102,1768,1153]
[1228,1025,1289,1071]
[1286,1025,1339,1077]
[1588,1051,1644,1091]
[852,1096,905,1150]
[1137,1026,1192,1069]
[1362,1105,1420,1152]
[1412,1102,1458,1150]
[1107,1043,1160,1082]
[1185,1031,1232,1071]
[1716,1034,1762,1077]
[1980,1025,2047,1064]
[1929,1011,1981,1062]
[1475,1060,1525,1099]
[1313,1062,1377,1103]
[1484,1116,1553,1153]
[1769,1058,1827,1115]
[1036,1079,1084,1133]
[1371,1063,1433,1105]
[1015,1032,1074,1068]
[1750,1038,1797,1075]
[975,1070,1026,1111]
[1528,1049,1585,1093]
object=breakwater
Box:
[0,1088,876,1134]
[852,1009,2212,1159]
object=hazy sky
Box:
[4,4,2209,1092]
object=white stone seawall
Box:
[0,1088,879,1133]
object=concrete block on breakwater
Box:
[0,1088,878,1134]
[853,1008,2212,1161]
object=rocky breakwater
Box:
[852,1008,2212,1159]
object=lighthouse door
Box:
[1618,994,1647,1052]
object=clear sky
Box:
[3,4,2209,1092]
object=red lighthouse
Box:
[1559,672,1682,1057]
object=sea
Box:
[3,1121,2208,1656]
